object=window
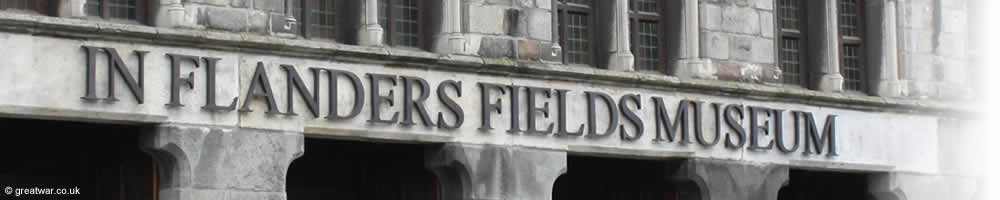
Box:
[0,0,49,14]
[838,0,865,91]
[379,0,423,48]
[629,0,665,72]
[292,0,338,40]
[778,0,808,87]
[557,0,595,65]
[84,0,148,23]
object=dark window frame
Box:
[628,0,668,73]
[293,0,339,41]
[84,0,149,25]
[776,0,810,88]
[557,0,598,66]
[838,0,866,92]
[0,0,50,15]
[380,0,427,49]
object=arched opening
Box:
[553,155,694,200]
[0,117,159,200]
[778,169,871,200]
[287,138,441,200]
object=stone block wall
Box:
[898,0,973,99]
[464,0,556,61]
[699,0,777,84]
[183,0,290,35]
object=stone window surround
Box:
[768,0,903,97]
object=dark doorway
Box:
[0,118,158,200]
[287,138,440,200]
[553,156,694,200]
[778,169,872,200]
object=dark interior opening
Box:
[553,155,696,200]
[287,138,440,200]
[778,169,871,200]
[0,117,158,200]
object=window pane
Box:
[107,0,138,20]
[84,0,100,16]
[631,0,657,13]
[310,0,336,39]
[635,20,659,71]
[839,0,860,37]
[781,38,802,85]
[779,0,800,31]
[391,0,420,48]
[564,12,591,65]
[841,44,863,91]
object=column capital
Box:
[426,143,567,200]
[670,159,789,200]
[141,124,304,200]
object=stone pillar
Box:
[434,0,469,54]
[606,0,635,72]
[151,0,188,28]
[426,144,567,200]
[141,124,304,200]
[673,0,714,79]
[56,0,86,18]
[548,0,563,62]
[358,0,385,46]
[671,159,788,200]
[869,173,906,200]
[811,0,845,92]
[868,0,904,97]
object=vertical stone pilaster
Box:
[56,0,85,18]
[434,0,469,55]
[358,0,385,46]
[606,0,635,71]
[426,144,567,200]
[869,0,904,97]
[152,0,188,28]
[548,0,563,62]
[671,159,788,200]
[141,124,304,200]
[812,0,845,92]
[673,0,715,79]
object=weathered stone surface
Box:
[141,124,304,200]
[468,5,507,35]
[700,3,722,31]
[254,0,284,12]
[702,32,730,59]
[426,143,567,200]
[759,11,774,38]
[527,9,552,41]
[517,39,540,60]
[730,36,753,61]
[479,37,514,58]
[671,159,788,200]
[722,6,760,35]
[204,7,249,32]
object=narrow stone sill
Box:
[0,12,977,115]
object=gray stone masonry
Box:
[671,159,788,200]
[699,0,776,84]
[141,124,304,200]
[425,143,567,200]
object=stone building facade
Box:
[0,0,985,200]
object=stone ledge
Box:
[303,126,457,144]
[0,105,168,125]
[0,12,978,115]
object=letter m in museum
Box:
[800,112,838,157]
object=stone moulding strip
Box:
[303,126,457,144]
[0,105,168,125]
[0,12,977,116]
[790,159,897,173]
[567,144,696,160]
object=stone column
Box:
[671,159,788,200]
[811,0,845,92]
[868,0,904,97]
[141,124,304,200]
[426,144,567,200]
[151,0,188,28]
[434,0,469,54]
[606,0,635,71]
[673,0,714,79]
[56,0,86,18]
[358,0,385,46]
